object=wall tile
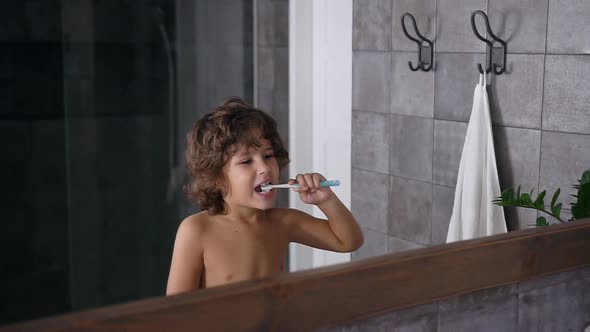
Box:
[351,228,389,261]
[547,0,590,54]
[518,277,590,331]
[539,131,590,209]
[439,297,518,332]
[0,123,32,271]
[389,176,432,245]
[0,2,27,40]
[64,78,95,117]
[439,285,518,332]
[543,55,590,135]
[257,47,274,89]
[24,0,62,42]
[489,54,544,129]
[352,110,390,174]
[352,168,390,233]
[209,0,252,45]
[326,302,438,332]
[433,120,468,187]
[436,0,486,53]
[488,0,548,54]
[0,45,14,79]
[63,43,94,78]
[439,284,518,312]
[256,46,288,92]
[493,126,541,230]
[390,115,433,182]
[388,236,425,254]
[434,53,482,122]
[272,47,289,92]
[271,89,290,145]
[92,1,152,44]
[257,87,273,116]
[353,52,391,114]
[61,0,94,43]
[392,0,436,52]
[520,266,590,292]
[257,0,288,47]
[30,121,67,227]
[353,0,392,51]
[432,185,454,245]
[391,52,434,118]
[0,81,15,115]
[207,44,254,104]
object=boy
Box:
[166,97,364,295]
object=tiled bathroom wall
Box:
[351,0,590,260]
[323,265,590,331]
[256,0,290,207]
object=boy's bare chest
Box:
[202,222,289,287]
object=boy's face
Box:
[223,136,280,212]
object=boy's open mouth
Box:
[255,181,272,193]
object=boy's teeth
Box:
[256,182,272,193]
[255,182,271,193]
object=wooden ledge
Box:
[3,218,590,332]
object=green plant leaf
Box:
[519,193,532,206]
[534,190,546,209]
[495,169,589,226]
[571,181,590,220]
[552,203,562,219]
[550,188,560,209]
[501,188,513,202]
[535,216,549,227]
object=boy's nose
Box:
[258,161,270,174]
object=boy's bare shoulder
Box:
[177,211,213,236]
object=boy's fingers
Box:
[304,173,317,189]
[296,174,308,190]
[312,173,321,188]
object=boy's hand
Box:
[290,173,334,205]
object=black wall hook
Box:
[471,10,507,75]
[401,13,434,72]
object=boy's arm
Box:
[283,195,364,252]
[282,173,364,252]
[166,216,204,295]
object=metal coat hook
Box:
[471,10,507,75]
[401,13,434,72]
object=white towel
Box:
[446,74,507,243]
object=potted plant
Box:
[493,168,590,226]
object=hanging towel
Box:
[446,74,507,243]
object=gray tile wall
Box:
[321,265,590,331]
[351,0,590,260]
[256,0,290,208]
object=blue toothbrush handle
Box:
[319,180,340,187]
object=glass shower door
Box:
[62,0,253,312]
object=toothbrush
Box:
[260,180,340,193]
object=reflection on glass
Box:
[0,0,253,325]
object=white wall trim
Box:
[288,0,353,272]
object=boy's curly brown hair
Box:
[185,97,289,215]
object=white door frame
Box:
[288,0,353,271]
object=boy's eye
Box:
[264,154,275,159]
[240,159,252,164]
